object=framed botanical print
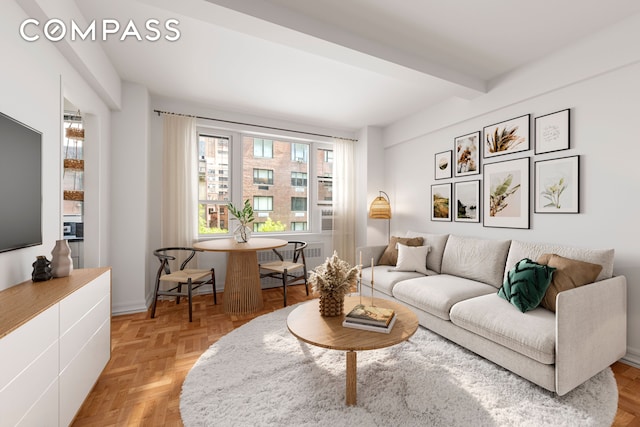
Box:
[431,183,452,221]
[454,131,480,177]
[483,114,530,159]
[483,157,530,229]
[535,155,579,213]
[535,109,570,154]
[434,150,452,180]
[454,180,480,223]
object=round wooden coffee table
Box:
[287,295,419,406]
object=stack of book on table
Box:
[342,304,396,333]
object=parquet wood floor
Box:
[73,286,639,426]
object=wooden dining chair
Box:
[151,247,217,322]
[259,240,309,307]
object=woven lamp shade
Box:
[368,196,391,219]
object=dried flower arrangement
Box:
[309,251,359,316]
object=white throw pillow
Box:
[392,243,430,275]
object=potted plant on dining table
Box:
[227,199,254,243]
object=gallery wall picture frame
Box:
[431,183,452,222]
[434,150,452,180]
[483,157,530,229]
[483,114,530,159]
[534,155,579,213]
[535,109,570,154]
[454,180,480,223]
[454,131,481,177]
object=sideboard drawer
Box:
[0,304,58,388]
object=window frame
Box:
[196,127,333,238]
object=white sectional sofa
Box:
[357,232,627,396]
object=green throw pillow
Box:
[498,258,556,313]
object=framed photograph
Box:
[535,155,579,213]
[454,131,480,177]
[431,183,452,221]
[535,109,570,154]
[454,180,480,223]
[483,114,530,159]
[434,150,452,180]
[483,157,530,229]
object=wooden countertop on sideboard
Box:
[0,267,111,339]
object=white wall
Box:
[0,1,112,290]
[110,82,150,313]
[379,18,640,364]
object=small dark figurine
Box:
[32,255,53,282]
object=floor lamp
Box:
[368,191,392,241]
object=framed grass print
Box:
[483,114,530,159]
[434,150,452,180]
[431,183,452,221]
[483,157,530,229]
[454,131,480,177]
[454,180,480,222]
[535,155,579,213]
[535,109,570,154]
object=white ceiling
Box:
[75,0,640,131]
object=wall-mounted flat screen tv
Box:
[0,112,42,253]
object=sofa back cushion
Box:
[505,240,614,282]
[440,235,511,288]
[405,231,449,273]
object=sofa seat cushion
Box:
[360,266,428,296]
[392,274,496,320]
[450,293,556,364]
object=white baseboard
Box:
[112,301,148,316]
[621,347,640,368]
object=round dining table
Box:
[194,238,287,315]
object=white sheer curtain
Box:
[332,138,357,265]
[161,114,198,248]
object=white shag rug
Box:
[181,304,617,427]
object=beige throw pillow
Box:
[392,243,431,275]
[537,253,603,312]
[378,236,424,266]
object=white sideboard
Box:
[0,267,111,426]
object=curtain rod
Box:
[153,109,358,142]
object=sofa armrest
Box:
[555,275,627,395]
[355,245,388,266]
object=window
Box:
[291,222,307,231]
[198,133,332,237]
[253,168,273,185]
[321,148,333,163]
[253,138,273,158]
[317,147,333,205]
[291,172,307,187]
[291,143,308,162]
[198,133,230,234]
[253,196,273,211]
[291,197,307,212]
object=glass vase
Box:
[233,224,252,243]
